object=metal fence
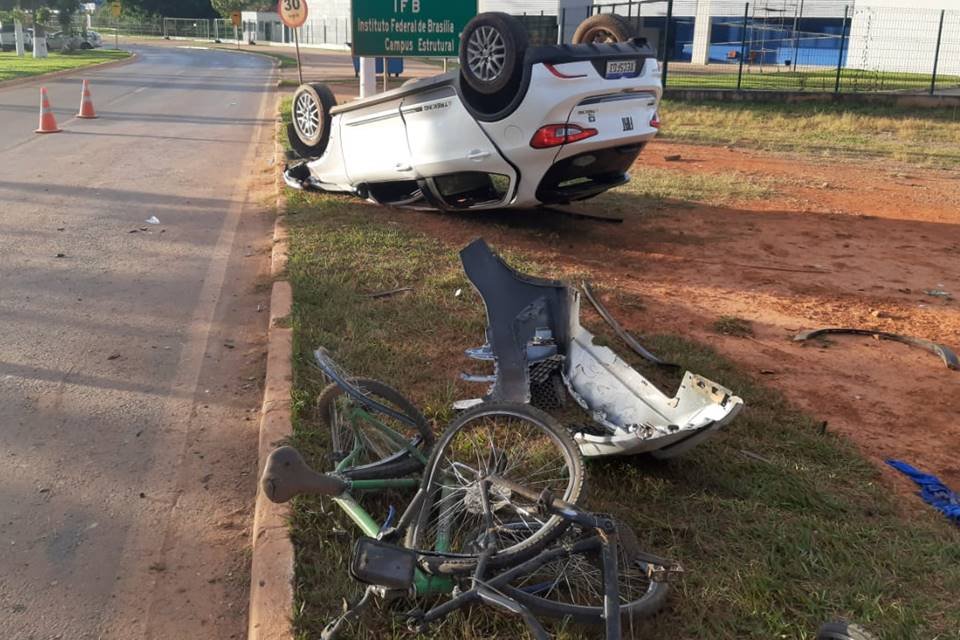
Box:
[529,0,960,95]
[88,1,960,96]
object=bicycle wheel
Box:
[406,403,584,575]
[498,521,670,625]
[315,378,433,480]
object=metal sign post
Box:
[112,1,121,50]
[277,0,308,85]
[231,11,241,50]
[294,28,304,85]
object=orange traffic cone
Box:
[36,87,62,134]
[77,79,97,119]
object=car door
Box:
[401,86,517,208]
[336,96,414,184]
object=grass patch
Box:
[667,66,960,94]
[659,98,960,167]
[284,190,960,640]
[0,49,131,82]
[713,316,755,337]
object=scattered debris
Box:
[148,562,166,572]
[794,328,959,370]
[56,227,64,232]
[145,216,160,225]
[924,289,951,298]
[887,459,960,526]
[55,253,65,258]
[454,288,462,297]
[107,353,121,361]
[458,238,743,459]
[581,281,677,368]
[368,286,413,299]
[760,369,776,375]
[664,154,682,161]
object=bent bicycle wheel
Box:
[315,378,433,480]
[497,521,670,626]
[406,403,584,575]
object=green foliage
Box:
[210,0,258,18]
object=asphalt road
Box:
[0,45,276,639]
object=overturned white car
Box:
[284,12,662,211]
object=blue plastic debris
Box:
[886,459,960,525]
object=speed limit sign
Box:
[277,0,307,28]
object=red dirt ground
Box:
[376,140,960,495]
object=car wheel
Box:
[572,13,637,44]
[459,12,528,96]
[80,41,92,49]
[816,621,877,640]
[288,83,336,158]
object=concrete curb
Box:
[0,51,139,90]
[247,101,295,640]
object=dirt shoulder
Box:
[369,140,960,492]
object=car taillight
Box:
[530,124,598,149]
[650,113,661,129]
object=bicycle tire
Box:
[499,520,670,625]
[315,378,433,480]
[406,403,584,576]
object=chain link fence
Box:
[88,1,960,96]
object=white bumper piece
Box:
[566,325,743,459]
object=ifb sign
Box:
[351,0,477,57]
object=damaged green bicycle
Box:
[260,349,675,638]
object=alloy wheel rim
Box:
[466,25,507,82]
[294,91,321,139]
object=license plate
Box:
[605,59,637,78]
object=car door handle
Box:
[467,149,490,161]
[394,162,412,172]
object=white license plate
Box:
[605,59,637,77]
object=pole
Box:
[737,2,749,90]
[115,14,119,50]
[930,9,945,95]
[359,57,376,97]
[661,0,673,87]
[294,27,303,85]
[235,24,239,49]
[791,0,803,70]
[382,57,388,92]
[834,5,848,94]
[560,7,566,44]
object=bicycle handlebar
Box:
[261,446,348,503]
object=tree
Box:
[209,0,261,19]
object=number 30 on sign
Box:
[278,0,308,28]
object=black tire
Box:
[80,41,93,49]
[406,403,584,576]
[500,520,669,625]
[459,12,528,96]
[816,622,877,640]
[288,82,336,158]
[572,13,638,44]
[314,378,433,480]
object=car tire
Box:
[288,82,336,158]
[80,41,92,49]
[459,12,528,96]
[572,13,637,44]
[816,621,877,640]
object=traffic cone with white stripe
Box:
[36,87,62,134]
[77,79,97,119]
